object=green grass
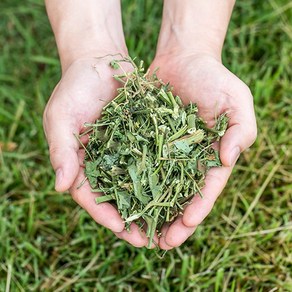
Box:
[0,0,291,291]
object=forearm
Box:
[45,0,127,72]
[156,0,235,59]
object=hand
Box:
[44,0,158,248]
[150,52,257,250]
[43,57,155,248]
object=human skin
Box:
[150,0,257,249]
[43,0,257,250]
[43,0,157,248]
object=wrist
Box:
[155,0,235,61]
[45,0,127,72]
[155,24,223,61]
[56,35,127,73]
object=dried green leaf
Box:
[82,56,228,248]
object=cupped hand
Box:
[43,56,154,248]
[150,53,257,250]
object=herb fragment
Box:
[83,57,228,248]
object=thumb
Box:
[44,114,80,192]
[220,120,257,167]
[219,83,257,167]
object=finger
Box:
[158,224,174,250]
[149,235,159,249]
[70,167,125,233]
[78,149,85,167]
[142,222,160,249]
[161,217,196,248]
[220,122,257,166]
[79,133,89,146]
[220,87,257,167]
[114,223,158,248]
[43,110,80,192]
[114,222,160,249]
[183,165,233,227]
[114,224,147,248]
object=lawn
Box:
[0,0,291,291]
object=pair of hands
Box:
[43,51,257,250]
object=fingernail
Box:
[229,146,241,165]
[55,168,63,189]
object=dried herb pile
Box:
[83,58,228,247]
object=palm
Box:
[150,54,257,249]
[44,58,152,248]
[152,55,243,124]
[45,59,120,129]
